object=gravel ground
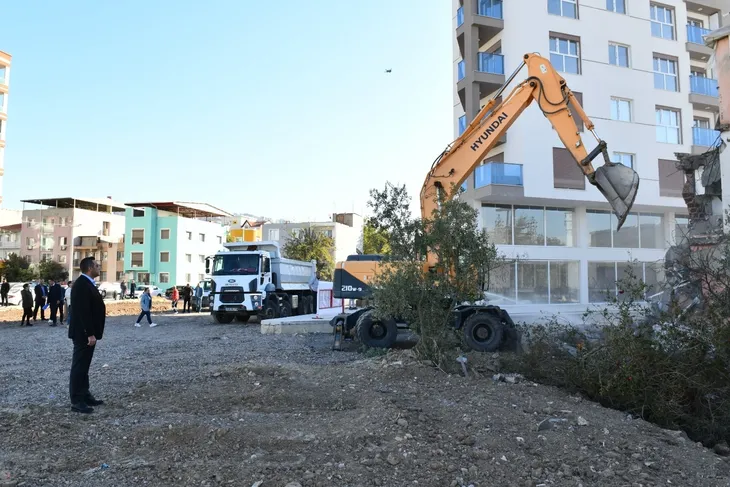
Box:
[1,314,729,487]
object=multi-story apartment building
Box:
[123,201,229,287]
[0,50,11,206]
[0,223,21,260]
[73,235,125,283]
[227,218,266,242]
[262,212,364,265]
[19,197,126,280]
[453,0,725,312]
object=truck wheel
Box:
[356,311,397,349]
[235,314,250,323]
[463,312,504,352]
[213,313,234,324]
[279,299,292,317]
[263,299,278,320]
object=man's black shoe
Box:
[85,396,104,406]
[71,403,94,414]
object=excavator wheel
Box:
[462,312,504,352]
[355,310,397,349]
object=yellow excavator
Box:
[332,53,640,351]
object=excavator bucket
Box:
[584,141,639,231]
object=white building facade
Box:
[453,0,725,313]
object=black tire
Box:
[213,312,234,324]
[235,314,250,323]
[463,312,504,352]
[263,298,278,320]
[355,310,398,348]
[101,290,107,299]
[297,295,307,315]
[279,299,292,318]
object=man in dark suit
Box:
[47,279,65,327]
[68,257,106,414]
[33,280,47,321]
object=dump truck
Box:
[206,241,318,324]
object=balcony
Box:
[475,52,505,98]
[470,162,524,200]
[457,7,463,27]
[692,127,721,154]
[456,0,504,52]
[457,60,465,81]
[689,75,719,112]
[686,25,713,61]
[684,0,724,15]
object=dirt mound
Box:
[0,297,173,322]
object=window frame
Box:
[549,33,581,75]
[131,228,145,245]
[655,106,682,145]
[650,3,675,40]
[160,228,170,240]
[606,0,626,14]
[608,42,630,67]
[159,272,170,284]
[611,152,635,169]
[130,251,144,268]
[610,97,633,122]
[548,0,578,19]
[653,54,679,92]
[160,251,170,263]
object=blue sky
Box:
[0,1,454,221]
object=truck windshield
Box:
[212,254,259,275]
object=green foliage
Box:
[362,222,390,255]
[2,253,36,282]
[37,259,69,282]
[504,255,730,447]
[365,181,503,369]
[283,228,335,281]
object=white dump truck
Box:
[206,241,318,324]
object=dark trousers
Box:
[183,297,191,312]
[33,299,46,320]
[136,310,152,324]
[1,292,7,306]
[21,307,33,324]
[50,303,64,324]
[69,342,95,404]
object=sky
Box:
[0,0,454,222]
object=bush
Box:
[504,256,730,447]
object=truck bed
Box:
[272,257,315,291]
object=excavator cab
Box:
[582,140,640,230]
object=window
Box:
[549,35,580,74]
[606,0,625,13]
[117,251,124,260]
[160,252,170,263]
[199,273,205,281]
[186,231,192,240]
[674,215,689,242]
[131,252,143,267]
[589,261,665,302]
[653,55,678,91]
[186,253,192,263]
[610,97,632,122]
[159,273,170,284]
[458,115,467,136]
[199,233,205,242]
[608,43,630,67]
[694,118,710,130]
[655,107,681,144]
[548,0,577,18]
[116,272,125,281]
[553,147,585,189]
[517,261,549,303]
[217,236,222,244]
[480,205,512,244]
[587,210,613,247]
[486,260,579,304]
[160,229,170,239]
[650,4,675,40]
[102,251,108,262]
[546,208,574,246]
[611,152,634,168]
[58,255,67,264]
[185,273,191,283]
[639,213,664,248]
[514,207,545,246]
[658,159,684,197]
[199,254,205,263]
[131,229,145,245]
[100,271,107,281]
[132,209,145,217]
[268,229,280,240]
[588,210,665,248]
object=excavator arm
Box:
[421,53,639,267]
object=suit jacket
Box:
[34,284,47,302]
[69,275,106,343]
[48,283,64,303]
[21,289,33,308]
[1,282,9,293]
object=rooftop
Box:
[124,201,232,219]
[20,197,127,213]
[0,223,21,232]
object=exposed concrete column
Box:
[462,0,481,121]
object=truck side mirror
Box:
[263,257,270,273]
[205,257,210,274]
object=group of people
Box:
[14,279,72,327]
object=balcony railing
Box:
[689,75,719,97]
[458,115,467,136]
[693,127,721,147]
[457,60,465,81]
[475,162,523,189]
[478,0,503,19]
[457,7,464,27]
[478,52,504,75]
[687,24,711,45]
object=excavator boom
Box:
[420,53,639,267]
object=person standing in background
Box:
[64,281,73,325]
[48,279,64,327]
[134,288,157,327]
[171,286,179,313]
[182,283,192,313]
[20,284,33,326]
[1,278,9,306]
[194,282,203,311]
[119,280,127,300]
[129,280,136,299]
[68,257,106,414]
[33,280,47,322]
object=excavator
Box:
[331,52,640,351]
